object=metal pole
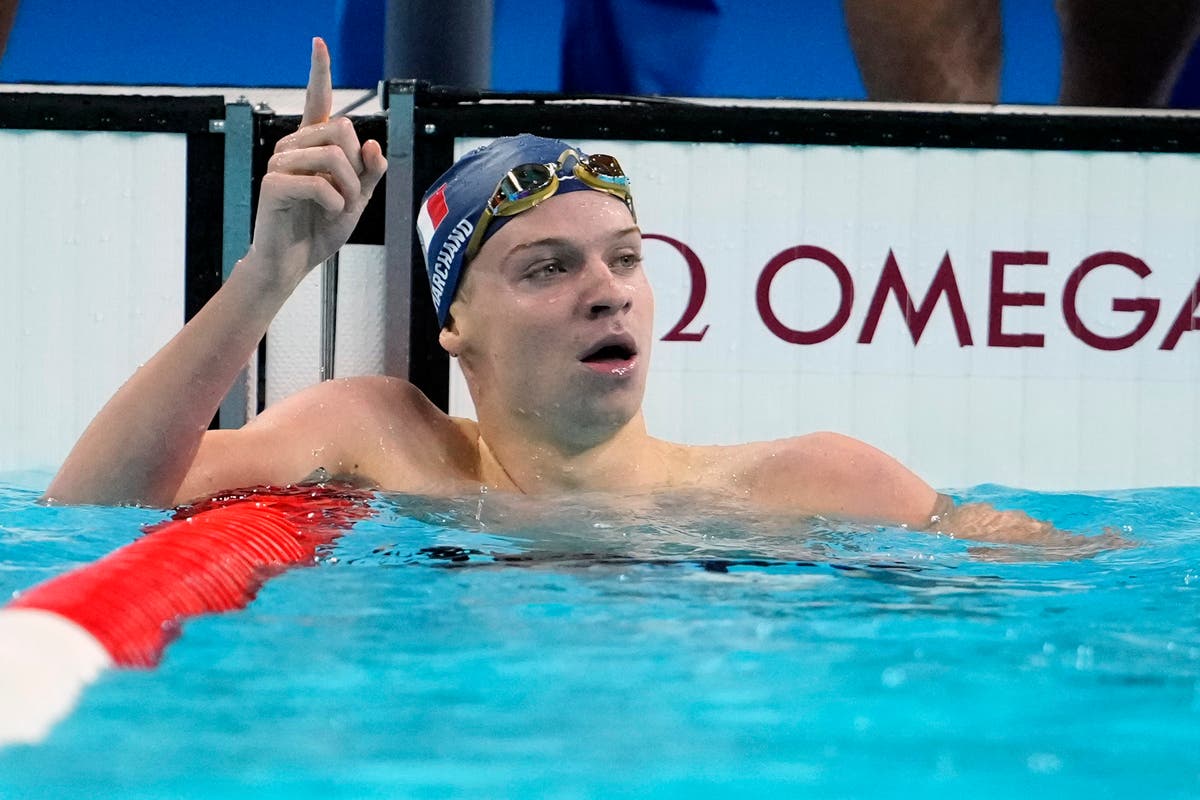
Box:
[383,82,417,379]
[385,0,493,87]
[218,99,254,427]
[319,253,339,381]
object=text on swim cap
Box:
[430,218,475,309]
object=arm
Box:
[43,38,387,507]
[748,432,941,528]
[754,433,1126,550]
[923,496,1129,554]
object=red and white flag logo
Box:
[417,184,450,248]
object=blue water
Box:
[1,472,1198,799]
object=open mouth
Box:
[581,343,636,363]
[579,336,638,374]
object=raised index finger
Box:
[301,37,333,128]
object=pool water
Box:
[1,474,1198,799]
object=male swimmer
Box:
[44,39,1112,548]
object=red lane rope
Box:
[8,485,374,668]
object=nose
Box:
[580,257,633,318]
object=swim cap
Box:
[417,134,615,327]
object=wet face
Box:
[440,190,654,450]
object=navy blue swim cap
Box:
[417,134,616,327]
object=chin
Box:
[561,390,644,444]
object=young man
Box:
[43,40,1099,547]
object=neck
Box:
[475,412,674,494]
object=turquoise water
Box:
[1,472,1198,799]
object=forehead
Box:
[477,191,637,260]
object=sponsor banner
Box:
[450,138,1200,490]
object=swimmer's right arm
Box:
[43,39,388,507]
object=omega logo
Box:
[645,235,1200,351]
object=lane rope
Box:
[0,484,373,745]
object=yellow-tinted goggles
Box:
[464,149,635,261]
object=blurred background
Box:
[10,0,1200,106]
[0,0,1065,101]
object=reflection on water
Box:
[332,485,1155,607]
[355,486,940,566]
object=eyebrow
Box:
[504,226,642,258]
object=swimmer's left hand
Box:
[966,529,1135,562]
[928,501,1136,558]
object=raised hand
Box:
[248,37,388,290]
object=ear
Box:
[438,316,462,358]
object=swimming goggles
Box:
[464,149,636,261]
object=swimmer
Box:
[44,39,1115,549]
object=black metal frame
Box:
[405,85,1200,152]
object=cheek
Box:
[464,309,557,372]
[634,276,655,321]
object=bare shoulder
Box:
[180,376,474,502]
[244,375,434,434]
[285,374,431,407]
[711,432,940,528]
[337,377,479,453]
[262,375,472,466]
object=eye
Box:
[613,252,642,271]
[525,260,567,280]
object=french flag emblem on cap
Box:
[417,184,450,250]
